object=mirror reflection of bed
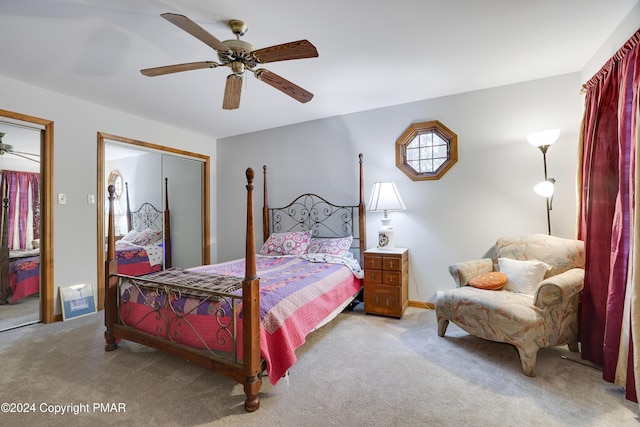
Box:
[113,181,171,276]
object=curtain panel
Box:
[0,170,40,250]
[579,29,640,404]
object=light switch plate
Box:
[58,193,67,204]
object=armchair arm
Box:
[534,268,585,307]
[448,258,493,287]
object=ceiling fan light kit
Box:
[141,13,318,110]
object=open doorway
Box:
[0,109,54,331]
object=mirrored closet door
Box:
[97,133,209,309]
[0,121,42,330]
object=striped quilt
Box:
[122,255,361,384]
[192,256,361,383]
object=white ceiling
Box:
[0,0,637,140]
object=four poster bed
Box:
[104,154,366,412]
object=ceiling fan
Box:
[0,133,39,163]
[141,13,319,110]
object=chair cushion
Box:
[469,272,507,290]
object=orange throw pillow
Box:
[469,271,508,290]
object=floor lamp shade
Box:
[368,181,406,249]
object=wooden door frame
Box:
[96,132,210,309]
[0,109,54,323]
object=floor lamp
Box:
[527,129,559,235]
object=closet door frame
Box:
[96,132,210,309]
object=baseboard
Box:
[408,300,434,310]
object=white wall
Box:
[582,3,640,82]
[217,73,584,303]
[1,74,217,316]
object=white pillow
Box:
[498,258,552,295]
[121,229,141,243]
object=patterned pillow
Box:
[258,231,312,256]
[498,257,552,295]
[307,236,353,257]
[469,271,507,290]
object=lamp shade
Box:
[368,181,405,250]
[368,181,406,213]
[534,179,555,198]
[527,129,560,148]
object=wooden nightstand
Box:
[363,247,408,318]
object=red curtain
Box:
[578,29,640,403]
[0,170,40,250]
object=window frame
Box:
[395,120,458,181]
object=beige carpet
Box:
[0,305,638,427]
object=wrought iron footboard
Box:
[116,274,244,367]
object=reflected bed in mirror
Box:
[111,181,171,276]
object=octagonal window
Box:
[395,120,457,181]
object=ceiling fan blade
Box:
[223,74,243,110]
[252,40,318,63]
[7,152,39,163]
[9,150,40,157]
[141,61,217,77]
[254,69,313,103]
[160,13,232,53]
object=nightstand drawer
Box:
[364,284,402,317]
[382,271,402,286]
[381,257,401,271]
[364,255,382,270]
[364,269,382,284]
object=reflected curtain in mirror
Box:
[0,170,40,250]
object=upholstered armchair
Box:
[435,234,585,376]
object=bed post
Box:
[358,153,366,266]
[104,185,119,351]
[125,181,132,232]
[262,165,269,243]
[243,168,261,412]
[164,177,172,269]
[0,196,9,305]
